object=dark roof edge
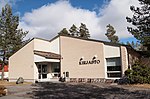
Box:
[19,34,128,56]
[33,37,50,42]
[24,36,58,47]
[10,37,53,58]
[49,35,60,42]
[59,34,128,47]
[24,37,50,47]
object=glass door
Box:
[42,65,47,79]
[38,64,48,79]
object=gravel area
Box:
[1,82,150,99]
[1,84,37,99]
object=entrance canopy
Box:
[34,50,61,63]
[34,50,61,59]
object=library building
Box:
[9,35,140,83]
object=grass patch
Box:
[131,84,150,89]
[0,80,32,86]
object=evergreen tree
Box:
[126,0,150,51]
[126,41,141,50]
[58,28,69,36]
[131,41,135,49]
[105,24,119,43]
[58,23,90,39]
[69,24,79,37]
[0,4,28,80]
[79,23,90,39]
[126,41,131,46]
[125,61,150,84]
[135,42,141,50]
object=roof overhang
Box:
[34,50,61,59]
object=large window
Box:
[106,58,122,78]
[51,63,60,72]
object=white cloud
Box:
[19,0,139,41]
[0,0,19,12]
[0,0,8,11]
[98,0,140,39]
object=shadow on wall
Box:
[28,82,150,99]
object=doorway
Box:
[38,64,48,79]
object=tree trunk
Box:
[1,50,6,81]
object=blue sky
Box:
[13,0,107,17]
[0,0,139,43]
[13,0,105,14]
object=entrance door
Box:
[38,64,48,79]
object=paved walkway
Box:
[0,95,31,99]
[1,82,150,99]
[1,84,34,99]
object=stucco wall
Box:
[34,38,60,54]
[120,46,128,76]
[60,36,105,78]
[49,37,60,54]
[33,38,60,81]
[9,35,129,82]
[34,39,51,52]
[9,40,34,82]
[104,45,120,58]
[104,45,121,78]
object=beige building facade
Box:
[9,35,129,83]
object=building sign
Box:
[79,56,100,65]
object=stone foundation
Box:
[69,78,108,83]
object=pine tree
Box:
[126,0,150,51]
[58,28,69,36]
[0,4,28,80]
[58,23,90,39]
[126,41,131,46]
[131,41,135,49]
[69,24,79,37]
[105,24,119,43]
[79,23,90,39]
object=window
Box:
[106,58,122,78]
[107,66,121,71]
[51,63,60,72]
[42,65,47,74]
[107,73,121,77]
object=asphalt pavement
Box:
[1,82,150,99]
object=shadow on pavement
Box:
[28,82,150,99]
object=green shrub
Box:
[125,61,150,84]
[125,69,132,76]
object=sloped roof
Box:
[27,34,128,48]
[58,34,128,47]
[34,50,61,59]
